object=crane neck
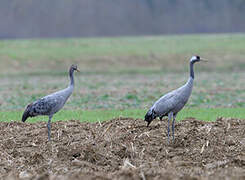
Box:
[189,61,195,79]
[69,68,75,87]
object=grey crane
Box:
[144,56,207,142]
[22,64,79,141]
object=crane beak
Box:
[200,58,208,62]
[76,69,80,72]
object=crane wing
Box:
[153,84,192,117]
[152,91,178,117]
[29,95,63,116]
[29,98,54,116]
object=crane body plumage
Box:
[22,64,79,141]
[145,56,206,142]
[150,77,193,118]
[22,86,73,119]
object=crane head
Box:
[144,109,156,127]
[22,103,33,122]
[190,56,208,64]
[70,64,80,72]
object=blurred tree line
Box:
[0,0,245,38]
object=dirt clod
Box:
[0,117,245,179]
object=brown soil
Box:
[0,117,245,180]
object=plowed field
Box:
[0,117,245,179]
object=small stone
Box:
[19,171,32,178]
[225,136,236,146]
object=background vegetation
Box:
[0,34,244,122]
[1,0,245,38]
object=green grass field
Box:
[1,108,244,123]
[0,34,244,122]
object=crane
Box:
[22,64,79,141]
[144,56,207,142]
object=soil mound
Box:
[0,117,245,179]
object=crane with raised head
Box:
[22,64,79,141]
[144,56,207,142]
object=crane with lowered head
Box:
[144,56,207,142]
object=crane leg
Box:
[172,114,176,142]
[167,112,173,143]
[47,115,53,141]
